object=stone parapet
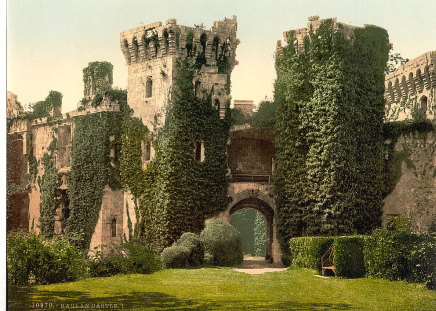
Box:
[120,16,239,71]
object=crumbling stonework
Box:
[385,51,436,121]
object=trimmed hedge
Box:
[289,231,434,288]
[161,246,190,268]
[174,232,204,266]
[200,220,243,266]
[333,236,365,278]
[289,237,333,271]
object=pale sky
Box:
[7,0,436,113]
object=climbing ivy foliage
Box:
[82,61,113,97]
[274,20,390,251]
[135,58,231,252]
[66,107,122,250]
[39,137,60,238]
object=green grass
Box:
[8,267,435,310]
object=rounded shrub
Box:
[161,245,190,268]
[175,232,204,266]
[200,220,243,266]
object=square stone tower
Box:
[120,17,239,132]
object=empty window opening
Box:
[163,29,169,52]
[194,140,204,162]
[420,96,428,115]
[200,33,207,53]
[186,32,194,56]
[213,36,220,59]
[142,140,151,162]
[146,78,153,98]
[111,218,117,237]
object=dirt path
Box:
[234,256,288,275]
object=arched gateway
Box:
[207,124,282,264]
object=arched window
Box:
[146,77,153,98]
[420,96,428,115]
[111,218,117,237]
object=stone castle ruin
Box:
[7,16,436,263]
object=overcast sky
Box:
[7,0,436,113]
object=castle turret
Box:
[120,16,239,128]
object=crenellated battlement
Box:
[120,16,239,71]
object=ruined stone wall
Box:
[385,51,436,121]
[7,132,29,231]
[383,131,436,233]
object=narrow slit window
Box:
[111,218,117,237]
[146,78,153,98]
[194,140,204,162]
[142,141,151,162]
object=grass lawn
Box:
[8,267,435,310]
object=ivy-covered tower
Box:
[274,16,390,252]
[119,17,240,252]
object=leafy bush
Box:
[289,237,334,271]
[122,243,162,273]
[89,249,126,277]
[364,229,435,288]
[333,236,365,278]
[161,246,190,268]
[89,243,162,277]
[7,232,86,285]
[408,234,436,289]
[200,220,243,266]
[174,233,204,266]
